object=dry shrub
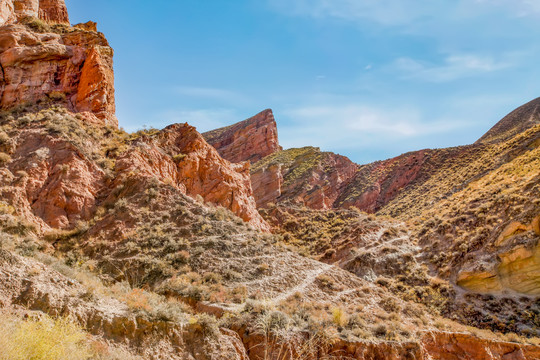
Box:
[0,152,11,164]
[0,314,91,360]
[122,288,151,312]
[331,307,348,327]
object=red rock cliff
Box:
[203,109,281,163]
[115,123,270,231]
[0,0,69,25]
[0,3,116,126]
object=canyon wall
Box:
[0,23,117,126]
[0,0,69,25]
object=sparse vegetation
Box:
[0,152,11,164]
[0,86,538,360]
[0,314,92,360]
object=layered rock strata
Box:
[0,10,116,126]
[0,0,69,25]
[203,109,281,164]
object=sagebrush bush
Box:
[0,152,11,164]
[0,314,91,360]
[0,131,9,145]
[20,16,50,33]
[331,307,348,327]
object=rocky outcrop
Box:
[250,163,282,207]
[498,243,540,295]
[242,99,540,221]
[336,149,432,213]
[238,329,540,360]
[0,0,69,25]
[74,45,116,123]
[420,332,540,360]
[4,129,106,229]
[0,22,117,126]
[457,234,540,296]
[203,109,281,164]
[251,147,358,209]
[115,123,269,231]
[0,108,114,232]
[37,0,69,23]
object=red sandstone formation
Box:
[2,116,268,232]
[336,149,432,213]
[250,147,358,209]
[0,10,117,126]
[0,7,267,232]
[115,123,269,231]
[37,0,69,23]
[4,131,105,230]
[0,0,69,25]
[250,163,283,208]
[75,46,116,123]
[203,109,281,164]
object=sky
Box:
[65,0,540,164]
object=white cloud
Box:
[174,86,248,104]
[279,103,471,152]
[268,0,439,26]
[393,54,513,82]
[268,0,540,26]
[475,0,540,17]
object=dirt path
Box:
[269,263,333,305]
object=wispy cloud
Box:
[268,0,439,26]
[393,54,513,82]
[174,86,248,104]
[279,103,472,153]
[268,0,540,25]
[476,0,540,17]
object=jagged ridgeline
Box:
[0,1,539,359]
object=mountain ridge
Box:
[0,2,538,359]
[209,98,540,219]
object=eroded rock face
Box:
[75,45,116,122]
[0,23,117,126]
[251,147,358,209]
[115,123,269,231]
[0,114,107,231]
[250,163,282,207]
[0,0,69,25]
[420,332,540,360]
[8,131,105,229]
[37,0,68,23]
[238,329,540,360]
[336,149,431,213]
[203,109,281,164]
[498,244,540,295]
[457,229,540,296]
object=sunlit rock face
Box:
[0,17,117,126]
[0,0,69,25]
[203,109,281,164]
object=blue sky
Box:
[65,0,540,164]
